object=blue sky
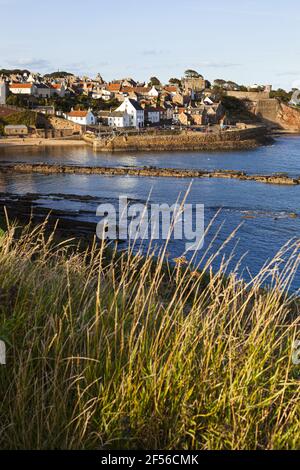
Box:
[1,0,299,89]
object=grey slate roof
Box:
[127,99,143,111]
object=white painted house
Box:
[148,86,159,98]
[66,110,96,126]
[9,83,36,95]
[116,97,144,128]
[99,88,113,101]
[107,111,130,128]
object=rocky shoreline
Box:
[0,162,299,186]
[0,192,99,243]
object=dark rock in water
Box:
[0,163,299,186]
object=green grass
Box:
[0,215,6,236]
[0,110,38,135]
[0,221,299,449]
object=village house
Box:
[107,111,130,128]
[122,78,137,88]
[131,87,151,99]
[99,88,114,101]
[92,90,102,99]
[175,101,224,126]
[115,97,144,128]
[66,109,96,126]
[35,83,51,98]
[162,103,174,121]
[204,102,224,124]
[9,83,36,95]
[26,73,36,83]
[91,83,106,99]
[148,86,160,98]
[98,111,110,126]
[164,85,178,96]
[178,112,193,126]
[4,124,28,136]
[172,92,184,106]
[106,83,122,95]
[118,86,141,101]
[119,86,133,95]
[99,110,129,128]
[145,107,160,124]
[33,105,55,115]
[82,82,94,96]
[51,83,66,97]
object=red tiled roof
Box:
[132,87,151,94]
[68,110,89,117]
[106,83,121,92]
[164,86,177,93]
[120,86,134,93]
[9,83,32,89]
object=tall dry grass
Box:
[0,220,299,450]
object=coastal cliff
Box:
[84,126,270,152]
[276,103,300,131]
[244,98,300,132]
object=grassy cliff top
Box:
[0,220,299,449]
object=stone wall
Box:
[34,128,76,138]
[255,99,280,126]
[86,126,269,152]
[47,115,82,133]
[227,91,270,101]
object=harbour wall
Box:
[84,126,270,152]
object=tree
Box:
[148,76,161,86]
[44,71,73,79]
[0,68,30,76]
[270,88,293,103]
[226,81,240,90]
[6,93,36,108]
[213,79,226,87]
[211,86,226,101]
[184,69,203,79]
[169,78,181,86]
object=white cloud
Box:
[4,58,52,71]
